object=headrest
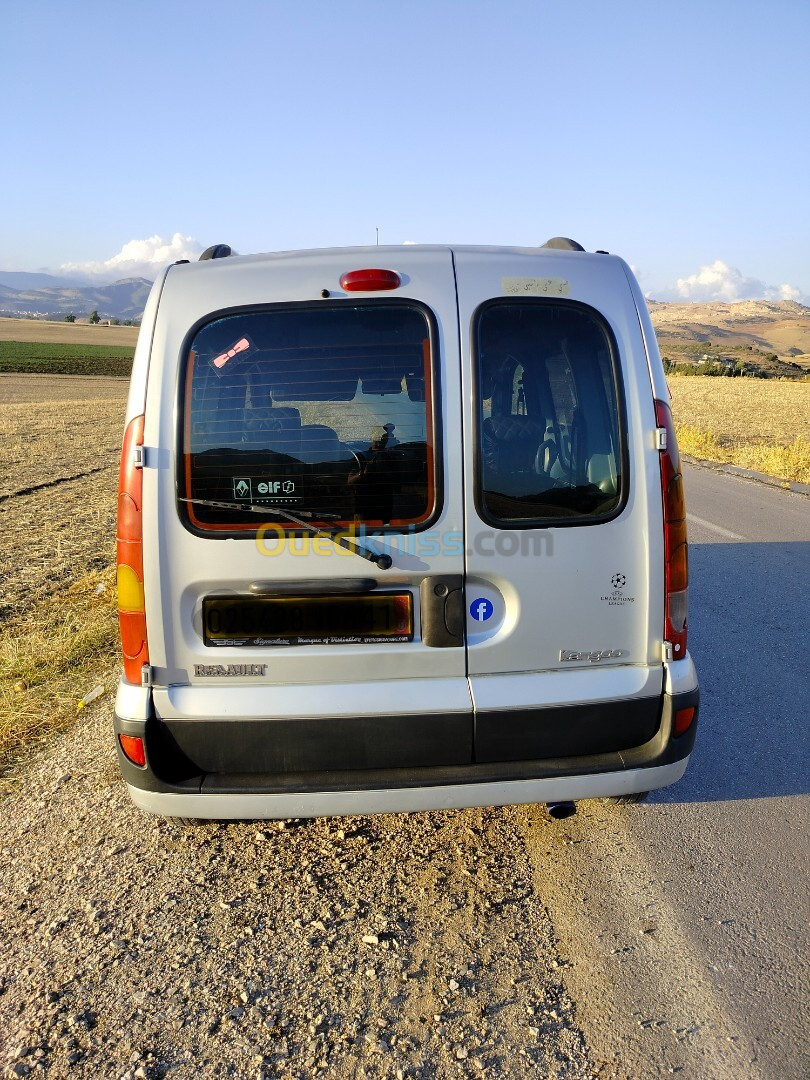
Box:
[361,376,403,395]
[484,415,543,442]
[271,364,358,402]
[406,375,424,402]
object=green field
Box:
[0,339,134,376]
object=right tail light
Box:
[655,399,688,659]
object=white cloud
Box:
[663,260,804,304]
[60,233,204,282]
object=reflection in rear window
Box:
[182,304,438,532]
[475,301,624,525]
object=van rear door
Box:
[142,249,471,773]
[453,250,665,763]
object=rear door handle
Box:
[420,576,464,647]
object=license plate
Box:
[202,593,413,646]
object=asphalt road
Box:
[518,462,810,1078]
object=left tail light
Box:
[117,415,149,683]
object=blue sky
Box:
[2,0,809,302]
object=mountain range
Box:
[0,272,152,320]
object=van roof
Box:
[173,243,621,272]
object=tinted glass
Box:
[475,301,623,524]
[182,304,437,531]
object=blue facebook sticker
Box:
[470,597,494,622]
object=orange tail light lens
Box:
[117,415,149,683]
[655,399,688,658]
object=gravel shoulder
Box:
[0,701,593,1079]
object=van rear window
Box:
[181,303,438,532]
[474,300,625,525]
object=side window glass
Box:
[476,302,624,525]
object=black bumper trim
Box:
[475,695,661,762]
[114,685,698,797]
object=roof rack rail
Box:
[540,237,585,251]
[199,244,233,261]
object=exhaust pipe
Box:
[546,801,576,820]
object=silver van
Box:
[114,239,698,819]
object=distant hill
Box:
[0,271,79,290]
[648,299,810,377]
[0,276,153,321]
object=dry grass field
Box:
[0,316,139,348]
[0,376,127,774]
[668,375,810,483]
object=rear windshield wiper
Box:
[178,498,393,569]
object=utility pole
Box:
[375,227,379,246]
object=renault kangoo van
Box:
[114,239,699,819]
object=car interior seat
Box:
[482,414,545,495]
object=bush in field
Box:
[663,357,768,378]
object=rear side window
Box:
[475,300,625,526]
[181,303,439,532]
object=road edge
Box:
[681,455,810,498]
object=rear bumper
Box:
[126,758,690,819]
[113,665,699,819]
